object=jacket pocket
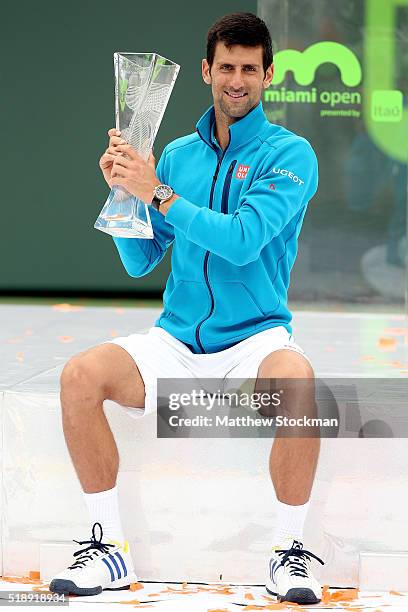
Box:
[164,280,210,323]
[211,281,273,330]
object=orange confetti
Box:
[7,337,24,344]
[329,589,359,601]
[129,582,144,591]
[52,303,84,312]
[390,590,405,596]
[1,575,43,585]
[207,609,230,612]
[383,328,407,336]
[115,308,125,314]
[378,337,396,350]
[118,599,141,604]
[58,335,74,343]
[32,586,51,593]
[182,581,188,588]
[29,571,40,580]
[16,352,24,362]
[245,592,255,600]
[110,329,119,337]
[322,584,331,604]
[25,329,34,335]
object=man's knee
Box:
[258,349,314,380]
[60,353,106,401]
[60,344,145,409]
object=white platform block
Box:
[1,306,407,586]
[359,552,408,591]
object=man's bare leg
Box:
[260,351,323,602]
[60,343,145,493]
[257,349,320,505]
[50,343,143,594]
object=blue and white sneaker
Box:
[266,537,324,604]
[49,522,137,596]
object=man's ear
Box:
[263,63,274,89]
[202,58,212,85]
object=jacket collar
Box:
[196,101,269,152]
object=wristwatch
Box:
[151,184,174,211]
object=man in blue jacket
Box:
[51,12,324,605]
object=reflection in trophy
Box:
[94,53,180,239]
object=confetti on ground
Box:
[7,337,24,344]
[58,335,74,343]
[130,583,145,591]
[0,579,407,610]
[16,352,24,362]
[1,575,44,585]
[383,328,408,336]
[52,303,84,312]
[29,571,40,580]
[377,337,397,350]
[110,329,119,337]
[115,308,125,314]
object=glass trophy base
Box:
[94,218,153,239]
[94,186,154,239]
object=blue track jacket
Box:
[113,102,318,354]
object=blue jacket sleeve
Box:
[111,147,175,277]
[164,140,318,266]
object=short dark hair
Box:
[206,12,273,74]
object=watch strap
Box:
[151,195,161,211]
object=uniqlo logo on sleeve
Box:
[235,164,250,179]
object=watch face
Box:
[155,184,173,200]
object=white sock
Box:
[82,485,126,544]
[272,498,310,546]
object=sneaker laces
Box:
[275,540,324,578]
[68,522,116,570]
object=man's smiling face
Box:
[202,42,273,123]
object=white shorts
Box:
[106,325,310,419]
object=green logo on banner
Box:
[273,41,362,87]
[371,90,403,122]
[364,0,408,162]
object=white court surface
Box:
[0,579,407,611]
[0,304,407,592]
[1,304,407,386]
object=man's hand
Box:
[109,143,160,204]
[99,128,127,185]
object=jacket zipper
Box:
[195,152,223,353]
[195,129,231,354]
[221,160,237,214]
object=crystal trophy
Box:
[94,53,180,239]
